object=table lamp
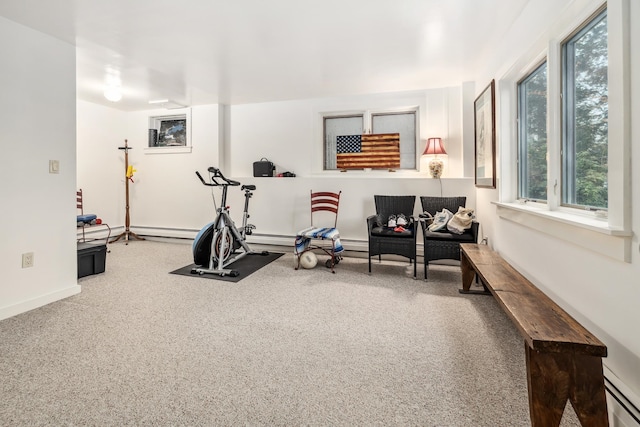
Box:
[422,137,447,178]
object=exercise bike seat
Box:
[242,185,256,191]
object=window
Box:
[323,110,417,170]
[562,9,608,210]
[517,62,548,202]
[372,112,417,169]
[324,115,363,170]
[497,3,631,261]
[145,108,192,154]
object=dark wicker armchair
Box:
[420,196,479,280]
[367,195,417,278]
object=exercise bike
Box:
[192,167,268,277]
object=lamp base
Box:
[429,158,444,178]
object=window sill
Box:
[312,169,467,179]
[144,146,192,154]
[493,202,632,262]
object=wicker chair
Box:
[367,195,417,278]
[420,196,479,279]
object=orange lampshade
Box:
[422,138,447,156]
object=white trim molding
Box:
[0,285,81,322]
[495,201,632,262]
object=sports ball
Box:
[299,251,318,269]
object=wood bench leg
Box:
[526,344,608,427]
[460,251,474,291]
[568,355,609,427]
[458,251,491,295]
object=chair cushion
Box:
[423,229,475,242]
[371,226,414,238]
[295,227,344,254]
[77,214,97,223]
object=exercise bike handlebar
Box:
[195,167,241,187]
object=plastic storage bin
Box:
[77,242,107,278]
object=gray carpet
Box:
[0,240,581,426]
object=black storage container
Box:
[77,242,107,278]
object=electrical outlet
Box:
[49,160,60,174]
[22,252,34,268]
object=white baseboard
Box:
[0,285,81,322]
[127,226,197,240]
[604,365,640,426]
[128,227,427,256]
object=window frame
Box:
[322,114,364,170]
[321,107,420,172]
[560,7,609,211]
[517,60,548,203]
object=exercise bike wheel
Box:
[213,232,233,263]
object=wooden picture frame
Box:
[474,80,496,188]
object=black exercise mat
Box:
[170,252,284,282]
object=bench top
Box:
[460,243,607,357]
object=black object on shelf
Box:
[253,158,275,177]
[148,129,158,147]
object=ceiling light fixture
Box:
[103,84,123,102]
[148,99,187,109]
[103,68,122,102]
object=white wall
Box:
[76,104,223,239]
[76,100,127,232]
[77,88,478,248]
[221,88,477,245]
[122,105,222,236]
[474,0,640,419]
[228,88,466,178]
[0,17,79,320]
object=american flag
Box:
[336,133,400,169]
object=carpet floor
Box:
[0,239,581,426]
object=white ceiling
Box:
[0,0,530,111]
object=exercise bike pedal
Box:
[261,251,270,256]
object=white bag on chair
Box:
[447,207,474,234]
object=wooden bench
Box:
[459,243,608,427]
